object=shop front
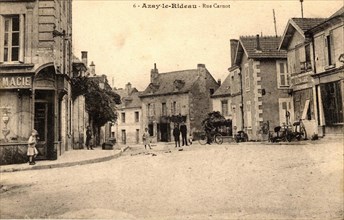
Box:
[0,64,68,165]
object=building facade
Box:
[71,52,88,149]
[279,17,327,137]
[140,64,220,142]
[0,0,73,164]
[228,35,289,140]
[114,83,142,145]
[307,7,344,135]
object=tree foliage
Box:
[71,76,121,128]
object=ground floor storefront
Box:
[0,64,72,165]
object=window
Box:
[326,33,335,66]
[221,100,228,116]
[244,65,250,91]
[147,104,151,116]
[121,112,125,123]
[1,15,24,63]
[321,82,343,125]
[279,98,293,125]
[121,130,126,144]
[135,111,139,122]
[162,103,167,116]
[277,61,289,88]
[136,129,140,144]
[172,101,177,115]
[210,88,215,95]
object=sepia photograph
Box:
[0,0,343,219]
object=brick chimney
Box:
[90,61,95,76]
[230,39,238,66]
[197,64,206,78]
[125,82,132,95]
[256,34,261,51]
[218,79,222,86]
[151,63,159,84]
[81,51,88,67]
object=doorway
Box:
[34,91,54,160]
[159,123,170,142]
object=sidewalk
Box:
[0,146,129,173]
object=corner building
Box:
[0,0,73,164]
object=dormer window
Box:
[173,79,185,90]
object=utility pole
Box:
[273,9,278,37]
[300,0,304,18]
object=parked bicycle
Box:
[268,119,307,142]
[234,130,248,143]
[198,131,223,145]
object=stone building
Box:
[0,0,73,164]
[211,77,232,120]
[279,7,344,136]
[228,35,288,140]
[139,64,220,142]
[113,83,142,145]
[71,52,88,149]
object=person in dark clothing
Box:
[173,124,181,148]
[180,122,188,146]
[204,120,214,145]
[85,126,93,150]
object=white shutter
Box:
[0,15,4,63]
[301,100,310,120]
[19,14,24,63]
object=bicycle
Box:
[198,132,223,145]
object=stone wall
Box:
[0,143,28,165]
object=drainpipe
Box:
[239,68,244,131]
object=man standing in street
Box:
[180,122,188,146]
[173,124,181,148]
[86,126,94,150]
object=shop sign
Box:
[0,76,32,89]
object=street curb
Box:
[0,150,123,173]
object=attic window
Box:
[210,88,215,95]
[149,83,160,92]
[173,79,185,90]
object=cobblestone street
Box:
[0,140,343,219]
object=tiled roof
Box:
[239,36,287,59]
[141,69,200,96]
[329,6,344,18]
[115,88,142,109]
[306,7,344,34]
[291,18,327,32]
[212,74,231,97]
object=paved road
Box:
[0,141,343,219]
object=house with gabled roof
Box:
[139,64,220,143]
[279,17,327,136]
[305,7,344,136]
[211,74,232,118]
[113,83,143,145]
[228,35,288,140]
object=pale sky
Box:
[72,0,343,91]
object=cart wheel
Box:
[214,134,223,145]
[198,134,207,145]
[300,127,307,140]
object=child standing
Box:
[27,130,39,165]
[142,128,151,150]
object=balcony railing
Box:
[300,61,312,73]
